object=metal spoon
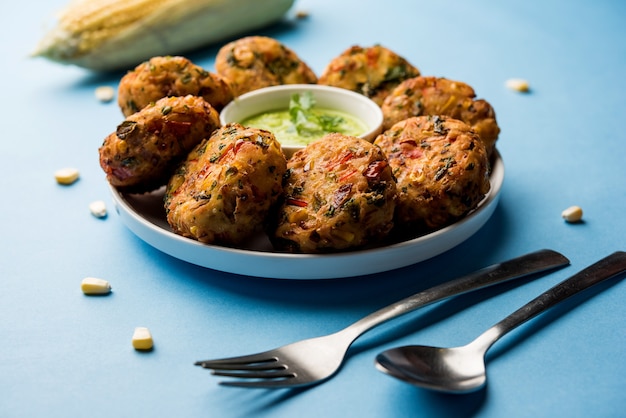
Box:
[375,251,626,393]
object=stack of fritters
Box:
[99,95,221,193]
[381,76,500,159]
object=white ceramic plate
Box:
[110,153,504,279]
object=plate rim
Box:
[110,152,504,279]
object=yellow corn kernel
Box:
[561,205,583,223]
[505,78,530,92]
[295,10,309,19]
[439,95,458,112]
[409,171,426,183]
[116,140,128,153]
[81,277,112,295]
[331,229,355,242]
[132,327,154,350]
[54,167,80,185]
[287,208,308,224]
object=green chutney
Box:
[241,108,367,146]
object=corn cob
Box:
[33,0,295,71]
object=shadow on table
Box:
[203,266,624,418]
[168,201,513,308]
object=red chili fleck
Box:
[233,139,246,154]
[286,198,308,207]
[333,183,353,207]
[164,120,192,137]
[327,151,354,170]
[366,48,379,67]
[339,168,357,182]
[217,142,234,162]
[399,140,423,159]
[363,160,388,180]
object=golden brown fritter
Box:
[271,133,397,253]
[165,123,287,247]
[99,95,220,193]
[374,116,490,235]
[381,76,500,158]
[117,56,234,116]
[317,45,420,106]
[215,36,318,96]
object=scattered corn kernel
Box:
[94,86,115,102]
[81,277,112,295]
[295,10,309,19]
[132,327,154,350]
[89,200,107,218]
[505,78,530,92]
[54,167,80,185]
[561,205,583,223]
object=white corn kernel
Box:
[54,167,80,185]
[132,327,154,350]
[561,205,583,223]
[505,78,530,92]
[81,277,112,295]
[89,200,108,218]
[95,86,115,102]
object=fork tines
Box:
[195,355,296,388]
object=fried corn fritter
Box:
[99,95,220,193]
[374,116,490,235]
[271,133,397,253]
[381,76,500,158]
[317,45,420,106]
[165,123,287,246]
[215,36,318,96]
[117,56,234,116]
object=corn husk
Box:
[33,0,295,71]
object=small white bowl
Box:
[219,84,383,158]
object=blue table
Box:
[1,0,625,417]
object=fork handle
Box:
[472,251,626,351]
[340,249,570,340]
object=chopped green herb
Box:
[289,92,344,136]
[116,121,138,139]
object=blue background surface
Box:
[1,0,625,417]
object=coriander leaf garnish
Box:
[289,92,345,136]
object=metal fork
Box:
[195,249,569,388]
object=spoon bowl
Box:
[375,251,626,393]
[376,343,487,393]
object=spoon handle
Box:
[474,251,626,351]
[341,249,569,340]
